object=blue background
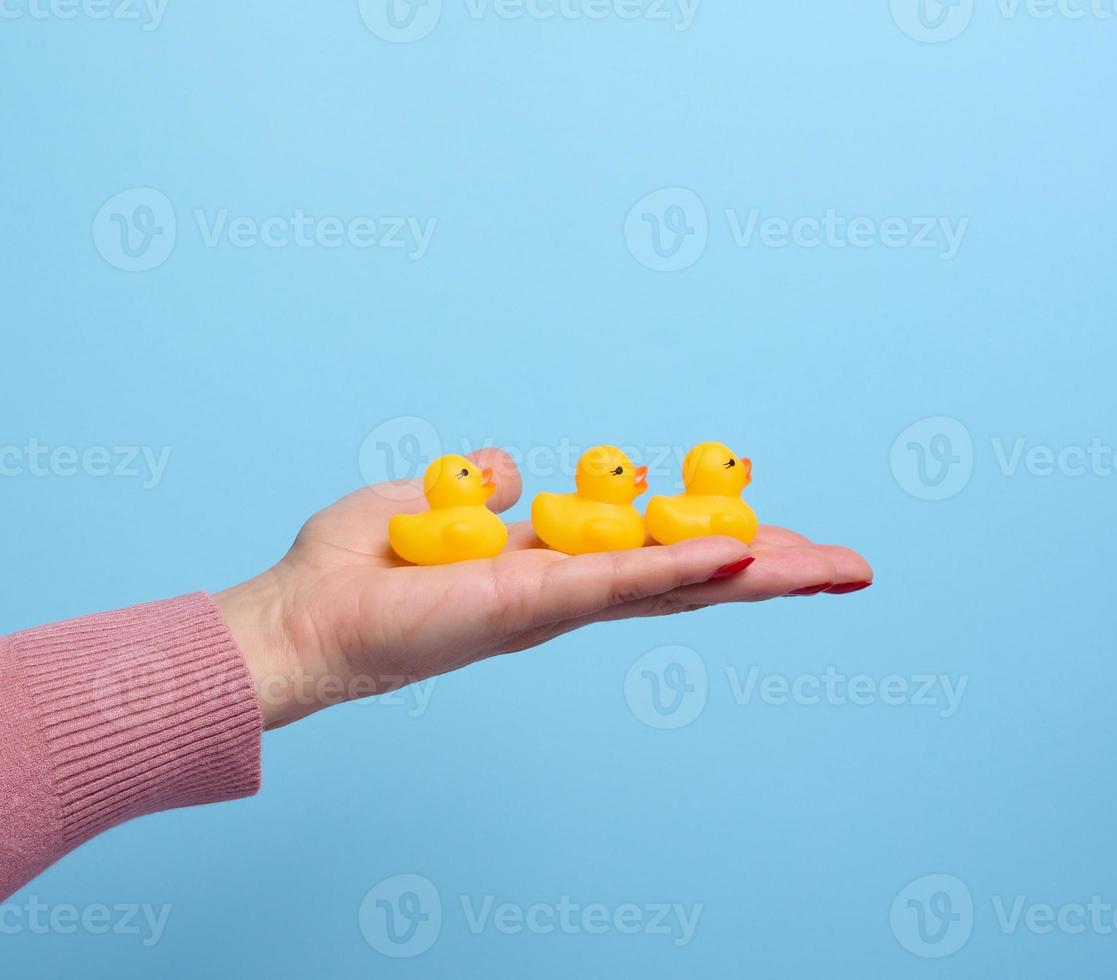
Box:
[2,0,1116,976]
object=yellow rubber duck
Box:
[646,441,758,546]
[389,454,508,565]
[531,446,648,555]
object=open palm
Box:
[217,449,873,728]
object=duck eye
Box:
[457,468,470,479]
[723,458,736,469]
[612,466,624,476]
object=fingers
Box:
[701,546,839,600]
[505,536,753,629]
[656,543,871,607]
[498,522,871,611]
[556,544,872,639]
[753,525,813,548]
[809,545,874,587]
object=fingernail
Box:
[825,581,872,595]
[709,557,755,581]
[788,584,832,596]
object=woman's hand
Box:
[215,449,873,729]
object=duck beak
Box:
[741,458,752,486]
[634,466,648,493]
[481,467,497,493]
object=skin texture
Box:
[214,448,874,730]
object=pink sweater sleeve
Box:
[0,593,262,900]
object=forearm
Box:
[0,594,262,901]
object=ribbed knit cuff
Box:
[9,593,262,851]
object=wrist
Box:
[213,569,299,730]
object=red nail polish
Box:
[788,584,831,596]
[825,581,872,595]
[709,557,755,581]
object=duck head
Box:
[681,441,752,496]
[423,454,497,508]
[575,445,648,504]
